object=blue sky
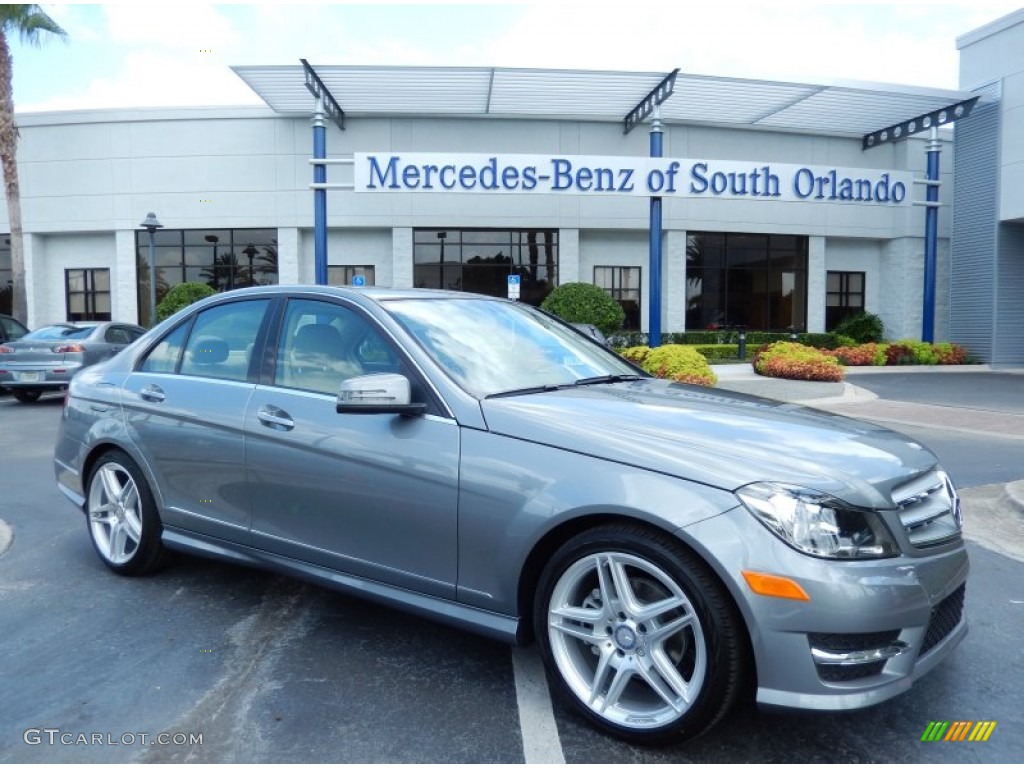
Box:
[10,1,1022,113]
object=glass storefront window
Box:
[136,228,278,327]
[413,228,558,307]
[686,232,808,331]
[594,266,641,330]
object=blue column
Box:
[922,128,940,343]
[648,109,663,348]
[312,101,328,285]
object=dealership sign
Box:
[355,153,910,206]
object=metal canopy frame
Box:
[300,59,345,131]
[233,64,981,139]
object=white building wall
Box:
[807,237,827,333]
[114,230,138,324]
[5,106,953,334]
[957,9,1024,223]
[31,233,117,326]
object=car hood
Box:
[480,379,937,509]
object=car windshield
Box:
[23,325,94,340]
[385,298,642,398]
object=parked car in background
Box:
[0,313,29,344]
[0,321,145,403]
[53,286,968,744]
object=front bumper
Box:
[680,507,969,712]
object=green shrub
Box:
[156,282,216,323]
[618,346,651,367]
[752,342,844,382]
[618,344,717,387]
[833,335,858,348]
[832,312,885,343]
[541,282,625,335]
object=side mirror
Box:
[336,373,426,415]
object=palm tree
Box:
[0,5,66,324]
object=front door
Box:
[244,297,460,598]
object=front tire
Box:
[85,449,167,575]
[534,524,746,744]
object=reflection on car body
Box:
[53,286,968,744]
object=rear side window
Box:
[179,300,270,382]
[0,316,27,341]
[140,323,189,373]
[138,300,269,379]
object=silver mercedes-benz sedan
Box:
[53,286,968,744]
[1,321,145,403]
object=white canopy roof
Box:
[232,64,978,139]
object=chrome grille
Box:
[892,470,962,548]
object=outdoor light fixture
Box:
[139,212,163,327]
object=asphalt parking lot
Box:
[2,372,1023,763]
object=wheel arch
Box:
[515,511,756,674]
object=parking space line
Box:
[511,646,565,764]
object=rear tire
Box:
[534,524,747,745]
[13,389,41,403]
[85,449,167,575]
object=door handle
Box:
[257,406,295,430]
[140,385,165,403]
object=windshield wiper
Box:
[486,383,573,399]
[573,374,644,386]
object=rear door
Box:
[121,298,273,543]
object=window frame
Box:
[65,268,112,322]
[594,265,642,331]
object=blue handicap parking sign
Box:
[352,275,366,286]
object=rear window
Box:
[23,325,94,340]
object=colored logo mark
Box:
[921,720,996,742]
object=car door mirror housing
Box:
[336,373,426,415]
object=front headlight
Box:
[737,482,899,559]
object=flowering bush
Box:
[884,342,916,365]
[934,342,968,365]
[833,343,887,366]
[618,344,717,387]
[752,342,844,382]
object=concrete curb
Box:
[1004,480,1024,514]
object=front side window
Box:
[140,323,189,374]
[386,298,638,398]
[66,269,112,322]
[275,299,401,396]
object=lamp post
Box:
[205,234,221,290]
[243,244,258,287]
[437,231,447,289]
[139,213,163,327]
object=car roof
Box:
[205,284,506,306]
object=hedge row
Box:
[833,340,969,366]
[607,330,842,349]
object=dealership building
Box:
[1,9,1021,363]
